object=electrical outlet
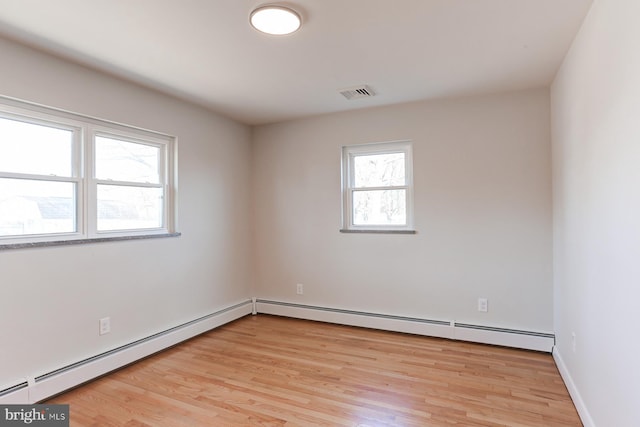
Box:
[477,298,488,312]
[296,283,304,295]
[99,317,111,335]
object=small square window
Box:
[341,141,414,232]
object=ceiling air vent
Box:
[339,85,376,100]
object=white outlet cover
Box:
[99,317,111,335]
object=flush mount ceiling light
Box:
[250,5,301,35]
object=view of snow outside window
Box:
[352,152,406,225]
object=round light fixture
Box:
[250,5,301,35]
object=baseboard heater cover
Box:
[454,322,555,338]
[2,298,554,404]
[0,300,253,404]
[255,299,554,352]
[256,299,454,339]
[0,381,29,404]
[257,299,450,325]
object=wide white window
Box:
[341,141,414,232]
[0,98,176,245]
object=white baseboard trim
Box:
[0,300,253,404]
[553,346,595,427]
[255,299,555,352]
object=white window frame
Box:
[0,97,177,245]
[341,140,414,233]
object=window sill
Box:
[339,229,416,234]
[0,232,181,251]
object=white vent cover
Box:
[339,85,376,100]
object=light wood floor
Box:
[48,315,581,426]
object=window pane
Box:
[354,152,405,188]
[353,189,406,226]
[0,117,73,176]
[95,136,160,183]
[97,184,163,231]
[0,178,76,237]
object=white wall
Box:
[0,37,253,389]
[551,0,640,425]
[252,89,553,332]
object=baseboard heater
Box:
[0,300,253,404]
[255,299,555,352]
[0,381,29,403]
[1,297,554,404]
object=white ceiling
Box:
[0,0,592,125]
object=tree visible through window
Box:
[95,135,164,231]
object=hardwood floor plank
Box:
[48,315,581,426]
